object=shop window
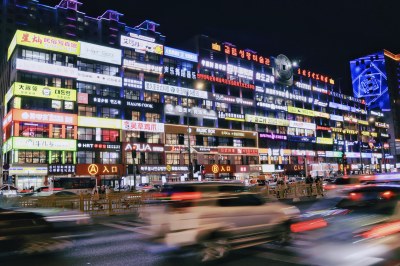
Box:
[101,107,119,118]
[18,150,47,164]
[52,125,62,138]
[78,105,96,116]
[77,151,95,164]
[144,132,162,144]
[102,129,119,142]
[145,113,160,122]
[51,151,62,163]
[66,126,74,139]
[65,151,73,164]
[77,127,95,141]
[100,152,119,164]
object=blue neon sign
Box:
[164,46,198,62]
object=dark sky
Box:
[40,0,400,95]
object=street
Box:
[1,201,317,266]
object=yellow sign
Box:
[331,127,342,133]
[358,119,369,125]
[361,131,371,136]
[166,165,172,172]
[211,42,221,51]
[88,164,99,176]
[78,116,122,129]
[13,97,21,109]
[211,164,219,174]
[8,30,80,60]
[316,137,333,145]
[245,115,289,126]
[7,82,76,103]
[288,106,315,117]
[343,129,358,135]
[314,111,330,119]
[371,132,378,137]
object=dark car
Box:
[0,206,91,256]
[291,184,400,265]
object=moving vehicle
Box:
[0,184,18,197]
[0,206,91,256]
[139,182,300,262]
[51,177,95,194]
[291,184,400,266]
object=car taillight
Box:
[380,190,395,200]
[171,192,202,201]
[349,192,363,201]
[290,218,328,233]
[324,184,337,190]
[361,220,400,239]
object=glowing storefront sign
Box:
[312,86,329,94]
[314,111,330,119]
[295,82,311,90]
[218,111,245,121]
[123,59,163,74]
[375,122,389,128]
[330,114,344,122]
[79,41,121,65]
[145,82,208,99]
[8,30,79,60]
[200,59,227,71]
[210,93,254,106]
[314,99,328,107]
[7,82,76,102]
[297,68,334,84]
[9,165,48,175]
[77,141,121,151]
[123,78,143,89]
[11,109,77,125]
[255,72,275,83]
[164,104,217,120]
[164,46,198,62]
[256,102,288,111]
[76,164,124,176]
[78,116,121,129]
[121,120,164,133]
[329,102,350,111]
[289,120,316,130]
[259,132,287,140]
[218,147,258,155]
[123,143,165,153]
[245,115,289,126]
[197,73,255,90]
[227,64,254,80]
[120,35,163,54]
[16,59,78,78]
[288,106,315,117]
[140,165,188,173]
[370,110,384,117]
[163,66,196,79]
[219,43,271,66]
[77,71,122,87]
[10,137,76,151]
[358,120,369,125]
[316,137,333,145]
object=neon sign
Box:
[212,43,270,66]
[297,68,334,84]
[197,73,254,90]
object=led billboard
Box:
[350,51,389,110]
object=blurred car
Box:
[0,206,91,256]
[139,182,300,262]
[291,184,400,266]
[0,184,18,197]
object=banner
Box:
[8,82,76,102]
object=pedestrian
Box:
[305,174,313,197]
[315,176,323,196]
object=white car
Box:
[0,185,18,197]
[139,182,300,262]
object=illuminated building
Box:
[0,0,391,189]
[350,50,396,168]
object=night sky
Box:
[39,0,400,95]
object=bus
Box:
[51,177,96,194]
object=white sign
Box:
[120,35,163,55]
[164,46,198,62]
[145,82,208,99]
[16,59,78,78]
[164,104,217,120]
[128,33,155,42]
[77,71,122,87]
[19,110,76,124]
[123,59,163,74]
[79,41,121,65]
[163,66,196,79]
[227,64,253,80]
[200,59,227,72]
[12,137,76,151]
[289,120,316,130]
[124,78,143,89]
[330,114,344,122]
[121,120,164,133]
[255,72,275,83]
[295,82,311,90]
[9,166,48,175]
[78,116,121,129]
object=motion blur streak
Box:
[290,218,327,233]
[361,220,400,238]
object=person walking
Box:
[305,174,313,197]
[315,176,323,196]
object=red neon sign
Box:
[197,73,255,90]
[211,43,270,66]
[297,68,334,84]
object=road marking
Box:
[117,220,146,227]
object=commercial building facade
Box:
[0,0,392,189]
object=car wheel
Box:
[197,238,230,262]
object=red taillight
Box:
[380,190,395,200]
[290,218,328,233]
[349,192,363,201]
[324,184,337,190]
[171,192,202,201]
[361,220,400,239]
